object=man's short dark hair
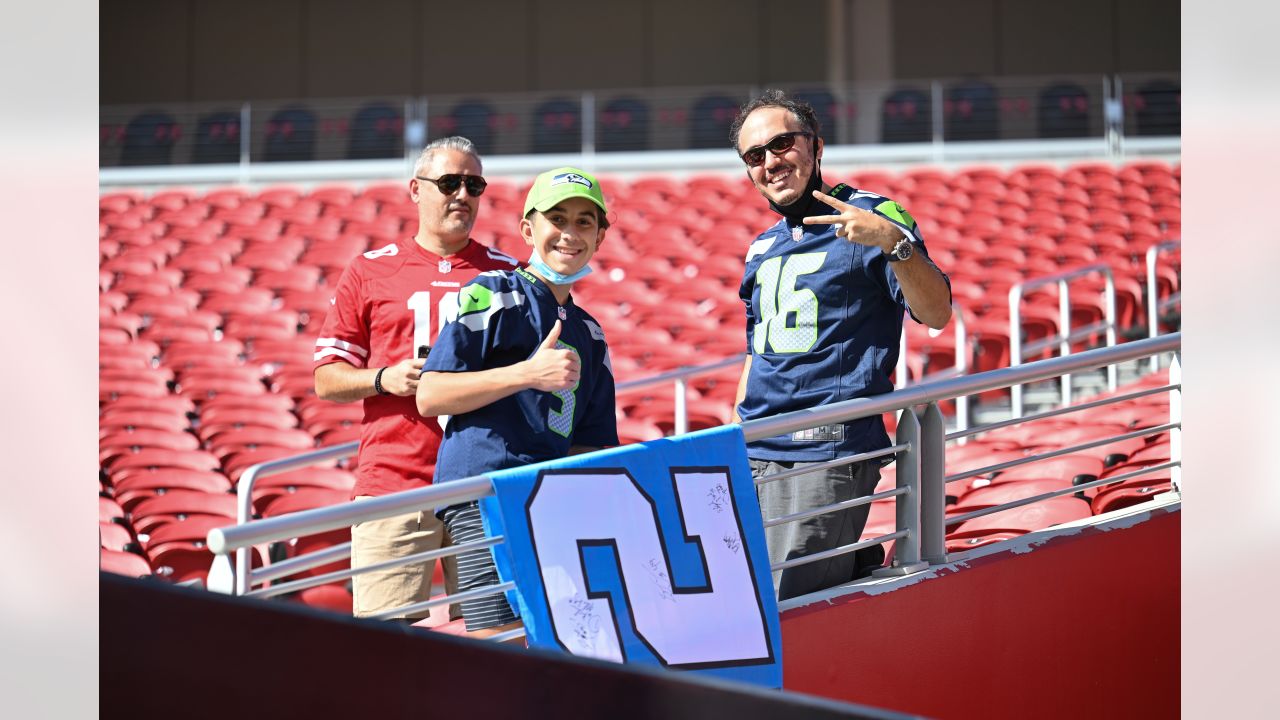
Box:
[729,89,822,151]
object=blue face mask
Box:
[527,248,593,285]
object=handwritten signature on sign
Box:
[644,557,676,602]
[567,595,603,650]
[722,532,741,554]
[706,483,730,513]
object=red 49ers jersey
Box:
[314,237,519,497]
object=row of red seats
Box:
[861,368,1175,555]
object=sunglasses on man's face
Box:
[416,173,488,197]
[739,131,812,168]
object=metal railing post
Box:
[1104,269,1118,391]
[674,377,688,436]
[930,80,944,163]
[581,91,596,169]
[953,306,970,439]
[918,402,947,564]
[1009,284,1025,418]
[238,102,251,186]
[230,440,360,595]
[1009,264,1118,417]
[1169,353,1182,495]
[1147,241,1180,372]
[1058,278,1072,407]
[873,408,928,576]
[234,464,261,596]
[896,329,908,389]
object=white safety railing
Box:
[614,355,745,436]
[1009,263,1117,417]
[1146,241,1181,371]
[209,332,1180,626]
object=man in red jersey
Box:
[314,136,518,622]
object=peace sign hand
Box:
[801,190,901,253]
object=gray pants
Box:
[752,458,884,601]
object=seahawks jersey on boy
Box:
[426,267,619,484]
[737,184,950,461]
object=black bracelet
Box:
[374,367,389,395]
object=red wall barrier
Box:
[780,505,1180,719]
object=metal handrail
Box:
[614,354,745,436]
[230,440,358,595]
[1146,241,1181,371]
[946,383,1177,442]
[1009,263,1117,417]
[739,332,1177,443]
[209,332,1180,611]
[943,423,1177,484]
[945,460,1177,527]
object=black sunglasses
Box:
[739,131,812,167]
[416,173,488,196]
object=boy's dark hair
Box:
[524,206,611,230]
[728,89,822,151]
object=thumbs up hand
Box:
[524,320,580,392]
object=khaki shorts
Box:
[350,496,459,620]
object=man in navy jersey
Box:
[418,167,618,637]
[314,136,518,622]
[728,90,953,601]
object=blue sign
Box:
[479,425,783,688]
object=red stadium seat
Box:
[1091,471,1172,514]
[100,521,136,551]
[100,549,153,578]
[947,496,1092,548]
[109,449,221,484]
[99,410,191,436]
[200,288,276,317]
[206,427,315,461]
[201,393,296,415]
[130,490,238,537]
[146,544,217,584]
[142,514,236,550]
[198,405,299,434]
[297,585,354,613]
[176,375,268,401]
[100,428,200,465]
[102,394,195,418]
[111,469,234,513]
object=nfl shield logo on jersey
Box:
[438,259,452,274]
[557,306,567,320]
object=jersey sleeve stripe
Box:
[457,290,524,332]
[314,347,365,366]
[315,338,369,358]
[486,248,519,266]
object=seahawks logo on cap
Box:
[550,172,592,189]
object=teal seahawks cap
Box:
[523,167,608,217]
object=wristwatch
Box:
[885,236,914,262]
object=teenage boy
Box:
[417,166,619,637]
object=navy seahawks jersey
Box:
[738,183,950,461]
[426,267,619,483]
